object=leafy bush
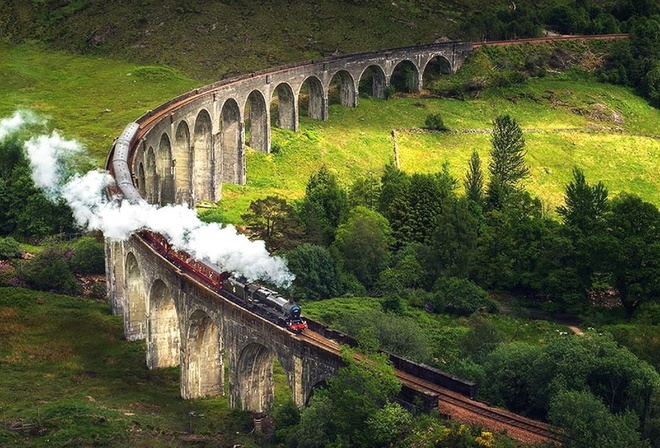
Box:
[17,246,80,295]
[424,113,448,131]
[270,140,282,154]
[428,277,495,316]
[0,262,18,286]
[70,236,105,275]
[0,236,22,259]
[338,309,432,363]
[131,66,181,82]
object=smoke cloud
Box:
[1,111,294,287]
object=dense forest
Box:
[1,0,660,447]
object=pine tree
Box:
[487,114,528,206]
[464,150,484,205]
[557,167,608,234]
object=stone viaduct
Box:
[105,40,474,412]
[126,41,472,207]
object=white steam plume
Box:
[0,110,45,141]
[3,111,294,287]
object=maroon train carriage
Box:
[139,230,307,333]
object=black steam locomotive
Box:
[221,276,308,333]
[140,230,307,333]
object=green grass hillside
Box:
[0,43,199,158]
[0,0,483,81]
[2,42,659,223]
[0,287,259,447]
[223,76,660,221]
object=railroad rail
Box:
[298,329,564,445]
[473,33,627,48]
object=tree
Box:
[378,162,409,222]
[482,332,660,428]
[386,171,457,246]
[365,402,412,447]
[487,114,528,208]
[643,62,660,107]
[332,206,392,290]
[378,243,425,291]
[241,195,302,252]
[0,153,75,239]
[464,149,484,205]
[555,168,610,308]
[422,197,479,281]
[290,349,402,448]
[284,243,342,300]
[427,276,492,316]
[299,166,348,246]
[481,342,545,417]
[558,167,609,235]
[348,172,381,210]
[475,191,552,293]
[549,390,648,448]
[604,194,660,318]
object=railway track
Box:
[150,249,564,445]
[473,33,627,48]
[298,329,564,445]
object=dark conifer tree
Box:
[486,114,529,208]
[464,149,484,206]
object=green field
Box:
[0,43,199,161]
[0,287,262,447]
[225,79,660,221]
[2,41,660,225]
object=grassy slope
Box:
[0,0,481,81]
[2,42,659,222]
[0,287,259,447]
[221,76,660,221]
[0,42,199,160]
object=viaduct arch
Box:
[119,41,471,207]
[106,236,342,411]
[105,40,474,413]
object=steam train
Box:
[140,230,307,333]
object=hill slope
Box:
[1,0,479,81]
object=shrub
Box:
[270,140,282,154]
[17,247,80,295]
[70,236,105,275]
[0,262,17,286]
[424,113,448,131]
[428,276,495,316]
[0,236,22,259]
